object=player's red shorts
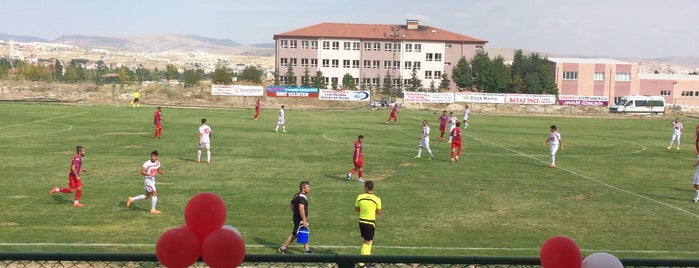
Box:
[354,158,364,168]
[155,123,162,129]
[451,140,462,149]
[389,114,397,119]
[439,125,446,131]
[68,174,82,189]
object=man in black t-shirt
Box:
[277,181,311,254]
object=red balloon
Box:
[155,227,201,268]
[185,192,227,241]
[201,228,246,268]
[540,235,582,268]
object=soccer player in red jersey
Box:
[50,146,88,207]
[695,123,699,154]
[450,122,463,163]
[385,104,398,125]
[254,98,261,120]
[346,135,365,182]
[153,106,163,139]
[438,110,448,142]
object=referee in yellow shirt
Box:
[355,180,382,264]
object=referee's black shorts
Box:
[359,222,375,241]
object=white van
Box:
[609,95,666,114]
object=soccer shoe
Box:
[548,164,556,168]
[455,156,459,162]
[126,197,133,208]
[429,156,434,160]
[385,122,388,124]
[304,248,312,254]
[275,129,279,133]
[667,146,671,150]
[450,158,454,163]
[73,202,85,207]
[693,198,699,203]
[346,174,351,181]
[357,178,365,182]
[414,155,420,159]
[277,247,286,254]
[50,186,59,195]
[283,130,287,133]
[195,159,200,163]
[150,209,162,214]
[206,160,211,164]
[677,148,680,151]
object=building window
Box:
[353,42,360,50]
[343,60,350,68]
[403,79,410,85]
[301,41,309,49]
[405,44,413,52]
[385,43,392,52]
[425,70,432,79]
[615,73,631,81]
[332,59,339,68]
[310,59,318,67]
[372,60,380,69]
[445,44,452,48]
[364,42,372,51]
[325,77,330,85]
[426,53,433,61]
[310,77,316,83]
[280,58,288,67]
[352,60,359,68]
[344,42,351,50]
[311,41,318,49]
[354,78,359,85]
[393,61,400,69]
[331,77,339,85]
[363,78,371,86]
[289,58,297,67]
[393,78,400,86]
[435,53,442,62]
[404,61,412,70]
[681,91,694,97]
[332,42,339,50]
[660,90,671,96]
[434,71,442,78]
[289,40,297,49]
[371,78,380,87]
[301,58,309,67]
[394,43,401,51]
[562,71,578,80]
[373,43,381,51]
[280,40,288,48]
[322,41,330,50]
[414,44,421,52]
[322,59,330,68]
[363,60,371,69]
[594,72,605,81]
[384,60,391,69]
[414,61,421,70]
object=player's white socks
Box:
[417,147,422,157]
[151,196,158,210]
[694,190,699,199]
[427,148,433,157]
[197,150,202,161]
[132,195,146,201]
[207,151,211,162]
[275,125,280,132]
[551,155,556,166]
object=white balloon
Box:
[222,225,242,238]
[582,252,624,268]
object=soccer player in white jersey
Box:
[462,105,470,129]
[446,112,458,143]
[692,154,699,202]
[543,125,563,168]
[275,105,287,133]
[668,117,683,150]
[126,150,164,214]
[415,120,434,159]
[197,118,212,164]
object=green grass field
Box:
[1,102,698,258]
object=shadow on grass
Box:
[253,237,337,254]
[640,189,691,202]
[50,195,73,204]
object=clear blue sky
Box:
[2,0,697,58]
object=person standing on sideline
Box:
[415,120,434,159]
[254,98,261,120]
[692,154,699,202]
[153,106,163,139]
[668,117,683,150]
[385,104,398,125]
[50,146,88,207]
[450,122,462,163]
[438,110,448,142]
[462,104,470,129]
[543,125,563,168]
[447,112,458,143]
[126,150,164,214]
[355,180,382,266]
[196,118,212,164]
[277,181,312,254]
[347,135,365,182]
[131,90,140,108]
[695,122,699,154]
[275,105,287,133]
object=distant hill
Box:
[52,34,249,53]
[0,33,50,43]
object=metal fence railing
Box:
[2,253,699,268]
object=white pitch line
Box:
[468,133,699,219]
[1,243,698,255]
[0,112,85,129]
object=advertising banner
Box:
[318,90,371,101]
[454,92,506,104]
[211,85,264,96]
[558,95,609,106]
[266,86,319,98]
[403,92,455,103]
[505,94,556,105]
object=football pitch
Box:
[1,102,698,258]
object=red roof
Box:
[275,22,487,44]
